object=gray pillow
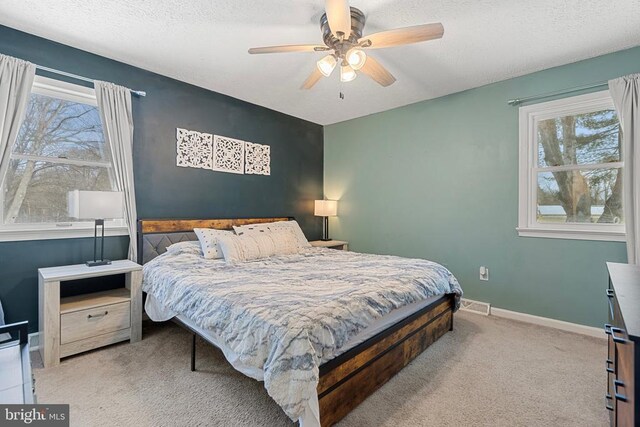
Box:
[166,241,202,256]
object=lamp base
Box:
[86,259,112,267]
[320,238,332,241]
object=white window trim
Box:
[0,223,129,242]
[0,75,128,242]
[33,75,97,106]
[517,90,625,242]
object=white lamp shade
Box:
[340,64,357,82]
[317,54,337,77]
[68,190,124,220]
[314,200,338,217]
[346,48,367,70]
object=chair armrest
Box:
[0,321,29,344]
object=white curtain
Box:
[95,81,138,261]
[0,54,35,190]
[609,74,640,264]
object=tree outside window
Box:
[518,91,624,241]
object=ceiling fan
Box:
[248,0,444,89]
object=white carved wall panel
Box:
[176,128,271,176]
[245,142,271,175]
[176,128,213,169]
[213,135,245,174]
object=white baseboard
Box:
[489,306,605,339]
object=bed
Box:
[138,218,462,427]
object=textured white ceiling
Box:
[1,0,639,125]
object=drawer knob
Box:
[87,311,109,319]
[614,380,628,402]
[606,289,615,298]
[606,359,614,373]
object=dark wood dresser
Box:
[606,262,640,426]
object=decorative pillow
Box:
[233,220,311,249]
[218,229,299,263]
[193,228,234,259]
[233,223,271,236]
[166,241,202,256]
[267,228,300,254]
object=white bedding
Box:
[145,293,440,427]
[146,293,440,371]
[142,247,462,426]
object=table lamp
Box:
[68,190,124,267]
[314,199,337,241]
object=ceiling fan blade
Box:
[248,44,327,54]
[301,67,324,90]
[360,56,396,87]
[359,23,444,49]
[325,0,351,38]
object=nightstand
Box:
[310,240,349,251]
[38,260,142,368]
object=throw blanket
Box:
[142,248,462,422]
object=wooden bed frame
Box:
[137,218,455,427]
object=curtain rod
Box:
[35,64,146,97]
[507,81,608,106]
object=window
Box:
[0,76,127,241]
[517,90,624,242]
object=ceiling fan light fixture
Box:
[317,54,338,77]
[340,64,357,82]
[346,48,367,70]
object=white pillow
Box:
[268,228,300,254]
[233,220,311,249]
[166,241,202,256]
[232,223,271,236]
[193,228,234,259]
[218,229,299,263]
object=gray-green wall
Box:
[325,47,640,327]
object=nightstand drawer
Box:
[61,301,131,344]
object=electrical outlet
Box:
[479,266,489,281]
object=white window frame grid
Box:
[0,75,127,242]
[517,90,625,242]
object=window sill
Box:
[0,226,129,242]
[516,227,626,242]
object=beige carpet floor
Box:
[33,311,608,427]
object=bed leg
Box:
[191,333,196,372]
[449,297,454,331]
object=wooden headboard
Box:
[136,217,292,264]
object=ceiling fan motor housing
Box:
[320,7,366,52]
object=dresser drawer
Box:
[61,302,131,345]
[606,263,640,427]
[607,288,624,329]
[615,334,635,426]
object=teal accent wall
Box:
[0,25,324,333]
[324,47,640,327]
